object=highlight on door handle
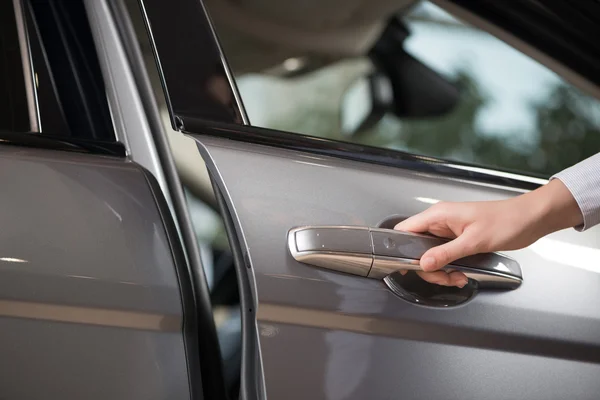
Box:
[287,226,523,290]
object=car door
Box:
[135,0,600,399]
[0,1,216,399]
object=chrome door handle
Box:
[288,226,522,289]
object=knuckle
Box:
[427,203,447,220]
[469,237,489,254]
[459,230,488,254]
[473,241,487,253]
[431,202,447,213]
[462,241,478,254]
[436,247,451,265]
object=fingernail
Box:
[457,278,468,288]
[421,257,436,271]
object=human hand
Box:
[394,179,582,288]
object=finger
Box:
[416,270,469,288]
[394,210,435,233]
[448,271,469,288]
[416,270,453,286]
[420,234,476,272]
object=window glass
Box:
[25,2,70,135]
[217,1,600,178]
[0,0,32,132]
[0,0,113,140]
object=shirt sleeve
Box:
[551,152,600,231]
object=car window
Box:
[213,0,600,178]
[0,0,33,132]
[0,0,114,140]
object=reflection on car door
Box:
[0,1,197,398]
[191,130,600,400]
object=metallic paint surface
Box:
[0,147,189,400]
[193,134,600,400]
[85,0,176,215]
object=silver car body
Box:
[1,0,599,399]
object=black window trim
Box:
[180,116,546,191]
[0,130,126,157]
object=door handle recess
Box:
[288,226,522,290]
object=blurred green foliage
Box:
[268,68,600,178]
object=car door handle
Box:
[288,226,522,289]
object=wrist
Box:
[529,179,583,234]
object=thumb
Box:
[420,234,475,271]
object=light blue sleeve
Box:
[551,152,600,231]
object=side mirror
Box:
[340,72,393,137]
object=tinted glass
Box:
[0,0,114,140]
[0,0,32,132]
[25,2,70,135]
[211,0,600,178]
